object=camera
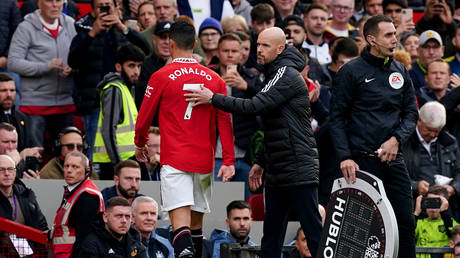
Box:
[25,156,40,173]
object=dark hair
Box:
[226,200,251,218]
[138,0,153,14]
[452,224,460,237]
[149,126,160,135]
[304,3,329,16]
[106,196,131,211]
[233,31,250,42]
[218,33,242,48]
[331,38,359,62]
[295,227,304,240]
[427,185,449,199]
[91,0,117,9]
[251,4,275,23]
[0,73,13,82]
[363,14,393,39]
[382,0,408,10]
[114,159,140,177]
[115,44,145,65]
[0,122,16,132]
[169,21,196,50]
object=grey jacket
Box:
[8,10,76,107]
[234,0,252,25]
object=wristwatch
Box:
[122,26,129,35]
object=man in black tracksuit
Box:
[185,27,322,258]
[329,15,418,257]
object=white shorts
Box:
[160,165,213,213]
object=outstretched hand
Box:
[218,165,235,182]
[184,86,214,107]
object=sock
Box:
[191,228,203,258]
[172,226,194,257]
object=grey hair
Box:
[153,0,177,7]
[419,101,446,129]
[131,196,159,214]
[65,151,89,168]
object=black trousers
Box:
[353,154,416,258]
[260,184,322,258]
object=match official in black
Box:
[329,15,418,257]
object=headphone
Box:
[54,126,89,157]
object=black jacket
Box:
[211,45,319,187]
[0,0,22,57]
[68,14,149,115]
[0,179,48,231]
[135,52,166,109]
[210,64,262,151]
[329,47,419,161]
[402,130,460,196]
[0,106,28,151]
[77,213,147,258]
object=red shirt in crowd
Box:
[135,58,235,174]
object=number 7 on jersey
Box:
[183,83,204,120]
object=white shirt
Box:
[188,0,234,29]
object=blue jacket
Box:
[205,229,256,258]
[0,0,22,57]
[142,230,174,258]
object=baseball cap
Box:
[283,15,305,30]
[154,21,172,36]
[419,30,443,46]
[198,17,223,36]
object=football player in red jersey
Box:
[134,21,235,258]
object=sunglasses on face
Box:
[62,144,84,151]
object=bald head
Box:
[257,27,286,65]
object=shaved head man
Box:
[186,21,321,258]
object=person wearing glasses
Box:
[0,154,48,231]
[198,17,223,66]
[40,126,99,180]
[324,0,359,42]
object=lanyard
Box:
[12,194,17,221]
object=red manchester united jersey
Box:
[135,58,235,173]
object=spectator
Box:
[420,60,452,104]
[136,21,172,108]
[414,185,457,249]
[8,0,76,148]
[199,17,223,65]
[324,37,360,87]
[271,0,302,28]
[449,224,460,248]
[40,127,99,180]
[20,0,79,19]
[401,32,420,62]
[77,197,147,257]
[409,30,444,95]
[204,200,255,258]
[286,227,312,258]
[0,0,22,105]
[210,33,262,200]
[132,196,174,258]
[0,73,28,152]
[140,0,178,54]
[416,0,455,53]
[52,152,104,258]
[447,24,460,75]
[68,0,149,160]
[0,154,47,231]
[101,160,142,203]
[138,1,157,31]
[0,123,42,179]
[364,0,384,16]
[283,15,307,51]
[230,0,252,25]
[324,0,358,41]
[221,15,249,34]
[176,0,234,29]
[302,3,331,65]
[136,126,161,181]
[234,31,251,66]
[93,44,145,178]
[383,0,415,39]
[455,241,460,257]
[401,102,460,217]
[247,3,275,71]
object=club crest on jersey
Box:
[145,85,154,98]
[388,72,404,89]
